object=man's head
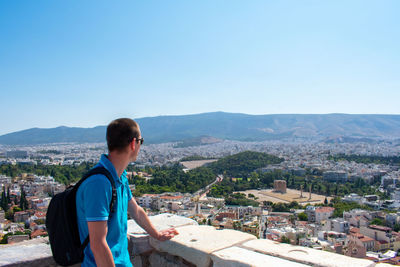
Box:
[106,118,142,158]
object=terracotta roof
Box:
[352,233,364,238]
[315,207,335,213]
[369,225,392,232]
[268,217,284,222]
[351,233,374,243]
[14,211,28,215]
[31,229,47,238]
[359,236,375,243]
[392,231,400,237]
[38,206,47,212]
[160,195,183,200]
[34,211,46,218]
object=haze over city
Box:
[1,0,400,135]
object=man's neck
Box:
[107,152,129,178]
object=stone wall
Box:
[0,213,391,267]
[273,180,287,193]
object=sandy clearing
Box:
[237,188,332,204]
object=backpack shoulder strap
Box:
[75,166,117,250]
[74,166,117,213]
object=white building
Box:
[137,194,158,209]
[315,207,335,223]
[392,189,400,201]
[323,218,350,234]
[0,175,11,185]
[343,193,363,204]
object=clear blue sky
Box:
[1,0,399,135]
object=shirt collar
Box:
[99,154,124,184]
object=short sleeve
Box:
[81,175,112,221]
[126,182,133,201]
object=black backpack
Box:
[46,166,117,266]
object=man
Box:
[76,118,178,267]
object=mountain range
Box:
[1,112,400,145]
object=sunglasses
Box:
[136,137,144,145]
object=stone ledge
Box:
[241,239,375,267]
[128,213,198,235]
[148,251,197,267]
[128,213,198,255]
[211,246,309,267]
[0,238,55,267]
[149,225,257,267]
[0,214,382,267]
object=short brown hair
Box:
[106,118,140,152]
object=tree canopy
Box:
[207,151,283,178]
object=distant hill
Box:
[174,136,223,148]
[1,112,400,145]
[0,126,107,145]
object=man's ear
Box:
[130,139,136,151]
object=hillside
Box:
[207,151,284,177]
[1,112,400,145]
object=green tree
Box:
[370,218,384,226]
[207,151,283,178]
[281,236,291,244]
[13,206,22,212]
[272,203,290,212]
[298,212,308,221]
[6,187,10,203]
[325,184,331,196]
[19,187,28,210]
[316,184,321,194]
[289,215,296,224]
[233,221,242,230]
[1,188,7,211]
[5,209,14,220]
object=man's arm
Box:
[128,198,178,241]
[87,221,115,267]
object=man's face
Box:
[131,128,142,161]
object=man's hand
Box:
[128,198,179,242]
[155,228,179,241]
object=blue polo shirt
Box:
[76,154,133,267]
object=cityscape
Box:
[1,137,400,264]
